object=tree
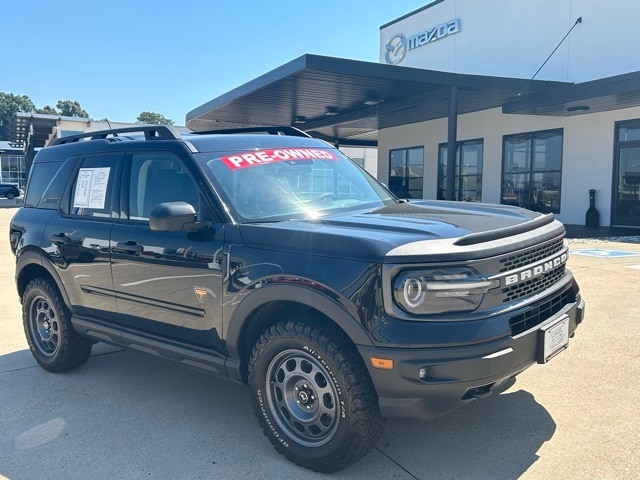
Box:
[0,93,90,141]
[136,111,174,125]
[35,105,58,115]
[0,92,36,140]
[56,100,89,118]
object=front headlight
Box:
[393,267,496,315]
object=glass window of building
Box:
[0,154,26,187]
[438,139,483,202]
[502,129,563,214]
[613,119,640,227]
[350,157,365,168]
[618,119,640,142]
[389,146,424,198]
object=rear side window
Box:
[24,158,76,209]
[25,161,65,208]
[67,154,119,218]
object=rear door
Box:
[110,150,225,349]
[44,153,121,322]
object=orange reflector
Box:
[370,357,394,370]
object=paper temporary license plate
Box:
[537,315,569,364]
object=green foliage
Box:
[35,105,58,115]
[1,90,178,143]
[56,100,89,118]
[136,111,174,125]
[0,92,36,140]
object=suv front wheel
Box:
[249,318,384,472]
[23,278,93,372]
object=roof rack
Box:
[193,126,312,138]
[52,125,182,145]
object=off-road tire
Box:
[23,278,92,372]
[249,318,384,472]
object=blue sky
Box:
[2,1,431,125]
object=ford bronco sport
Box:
[10,125,584,472]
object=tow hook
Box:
[461,383,495,401]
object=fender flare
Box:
[15,249,74,312]
[225,284,375,360]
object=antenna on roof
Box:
[517,16,583,96]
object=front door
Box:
[613,143,640,227]
[110,151,225,349]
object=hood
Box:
[238,200,564,263]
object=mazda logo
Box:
[385,34,407,65]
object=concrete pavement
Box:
[1,207,638,479]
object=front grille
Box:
[509,289,574,336]
[501,265,566,303]
[499,238,564,272]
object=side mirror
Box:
[149,202,211,232]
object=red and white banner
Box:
[221,148,337,170]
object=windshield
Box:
[195,146,394,222]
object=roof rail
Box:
[193,126,312,138]
[52,125,182,145]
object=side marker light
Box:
[370,357,394,370]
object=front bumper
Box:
[358,295,585,421]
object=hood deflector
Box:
[454,214,556,246]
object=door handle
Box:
[49,233,70,245]
[115,241,143,254]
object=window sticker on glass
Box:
[221,149,337,170]
[73,167,110,209]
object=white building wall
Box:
[378,106,640,226]
[380,0,640,82]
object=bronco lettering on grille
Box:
[503,252,568,286]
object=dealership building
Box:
[186,0,640,228]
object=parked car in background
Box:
[0,183,20,199]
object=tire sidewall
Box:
[23,281,64,366]
[251,333,354,463]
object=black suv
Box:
[0,183,20,199]
[10,125,584,472]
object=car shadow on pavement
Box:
[0,348,555,480]
[380,385,556,479]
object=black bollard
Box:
[585,188,599,228]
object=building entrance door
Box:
[613,143,640,227]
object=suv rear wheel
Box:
[23,278,93,372]
[249,318,384,472]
